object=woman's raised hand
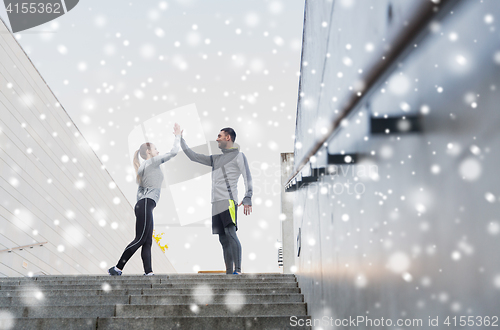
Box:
[173,123,181,135]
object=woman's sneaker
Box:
[144,272,154,276]
[108,266,122,276]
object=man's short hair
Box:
[220,127,236,142]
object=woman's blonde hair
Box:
[133,142,153,184]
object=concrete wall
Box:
[0,19,175,276]
[292,0,500,327]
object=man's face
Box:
[216,131,230,149]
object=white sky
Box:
[0,0,304,273]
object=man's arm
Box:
[180,137,212,166]
[237,153,253,215]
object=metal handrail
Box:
[286,0,461,186]
[0,242,48,253]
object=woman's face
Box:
[148,144,159,158]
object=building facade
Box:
[291,0,500,326]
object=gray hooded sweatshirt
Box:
[180,137,253,206]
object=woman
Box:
[108,123,181,276]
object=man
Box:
[181,127,252,274]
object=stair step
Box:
[131,293,304,305]
[0,293,304,306]
[0,274,295,282]
[1,305,116,318]
[0,289,145,297]
[1,318,96,330]
[0,302,306,318]
[115,303,307,317]
[167,274,296,279]
[0,284,158,290]
[8,316,311,330]
[165,278,296,284]
[0,282,298,291]
[0,287,301,297]
[0,278,296,286]
[98,316,312,330]
[0,295,130,306]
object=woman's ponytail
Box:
[133,143,152,185]
[133,149,141,184]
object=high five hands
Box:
[238,202,252,215]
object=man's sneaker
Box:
[232,271,242,275]
[144,272,154,276]
[108,266,122,276]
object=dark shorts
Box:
[212,200,238,234]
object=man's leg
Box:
[224,224,242,273]
[218,233,234,274]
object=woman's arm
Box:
[157,134,181,164]
[152,123,182,165]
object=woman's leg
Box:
[116,198,150,270]
[224,224,242,273]
[141,202,155,274]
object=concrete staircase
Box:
[0,274,311,329]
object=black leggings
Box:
[116,198,155,273]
